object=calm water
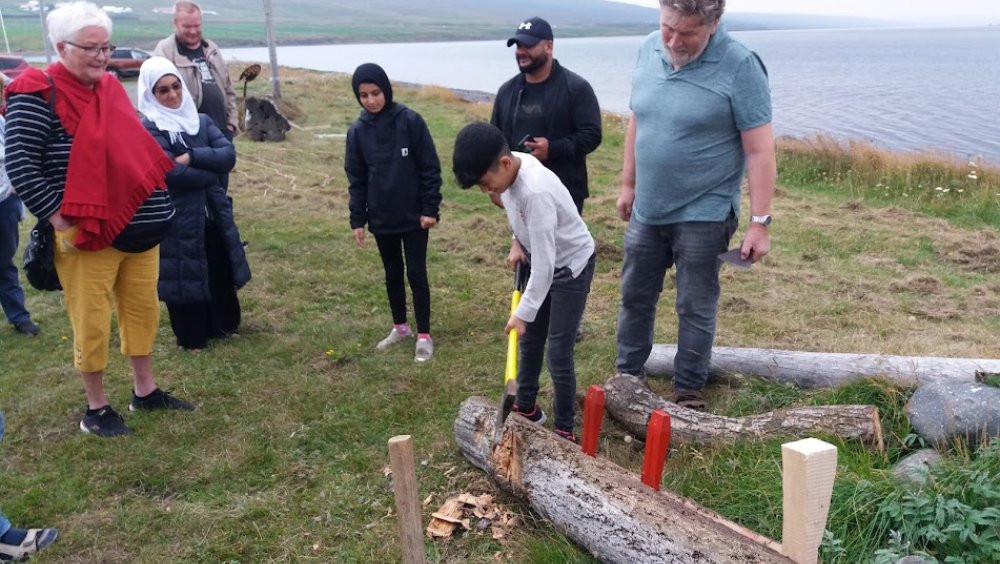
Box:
[226,27,1000,164]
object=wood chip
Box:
[426,497,464,539]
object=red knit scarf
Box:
[6,64,174,251]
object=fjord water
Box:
[227,26,1000,164]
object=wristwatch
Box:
[750,214,772,227]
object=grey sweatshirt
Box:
[501,153,595,322]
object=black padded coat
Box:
[143,114,250,304]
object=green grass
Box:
[0,14,651,53]
[1,66,999,563]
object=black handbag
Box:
[22,219,61,291]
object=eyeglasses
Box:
[65,42,115,58]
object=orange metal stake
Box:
[640,410,672,490]
[581,385,605,457]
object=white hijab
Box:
[137,56,200,146]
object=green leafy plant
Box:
[819,529,847,564]
[875,440,1000,563]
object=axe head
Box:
[493,379,517,448]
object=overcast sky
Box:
[606,0,1000,19]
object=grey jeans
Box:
[615,213,738,391]
[517,253,596,433]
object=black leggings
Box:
[374,229,430,334]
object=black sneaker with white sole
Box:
[80,406,131,437]
[129,388,197,412]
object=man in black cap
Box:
[490,16,602,216]
[491,16,602,342]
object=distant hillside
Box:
[0,0,893,52]
[724,13,893,31]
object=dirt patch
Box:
[857,255,905,272]
[842,199,865,211]
[966,286,1000,315]
[463,214,501,232]
[906,294,962,320]
[720,297,751,312]
[888,275,944,295]
[595,238,623,262]
[936,234,1000,272]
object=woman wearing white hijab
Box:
[139,56,250,351]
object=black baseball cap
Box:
[507,17,553,47]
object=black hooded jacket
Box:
[346,63,443,235]
[490,60,602,202]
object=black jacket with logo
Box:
[345,103,442,235]
[490,60,602,202]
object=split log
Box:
[455,396,799,564]
[645,344,1000,388]
[604,373,885,451]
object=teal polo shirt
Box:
[629,26,771,225]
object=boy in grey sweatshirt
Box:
[453,122,595,442]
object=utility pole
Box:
[262,0,281,98]
[39,3,52,63]
[0,9,10,55]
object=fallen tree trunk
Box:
[645,344,1000,388]
[604,373,885,452]
[455,396,799,564]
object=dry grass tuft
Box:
[888,275,944,295]
[413,84,464,103]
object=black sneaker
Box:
[80,406,131,437]
[12,321,40,335]
[512,403,547,425]
[129,388,197,412]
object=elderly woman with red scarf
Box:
[5,1,196,438]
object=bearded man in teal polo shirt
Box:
[615,0,776,411]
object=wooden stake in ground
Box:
[388,435,427,564]
[456,396,799,564]
[781,438,838,564]
[604,373,885,451]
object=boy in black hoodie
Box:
[345,63,443,362]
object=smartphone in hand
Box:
[518,134,534,152]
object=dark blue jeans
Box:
[0,196,30,325]
[517,253,595,433]
[0,409,8,537]
[615,214,737,391]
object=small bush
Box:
[874,439,1000,563]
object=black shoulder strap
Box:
[44,73,56,114]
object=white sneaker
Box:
[414,337,433,362]
[377,327,412,350]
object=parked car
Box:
[106,47,151,79]
[0,56,29,81]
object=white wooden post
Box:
[781,438,837,564]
